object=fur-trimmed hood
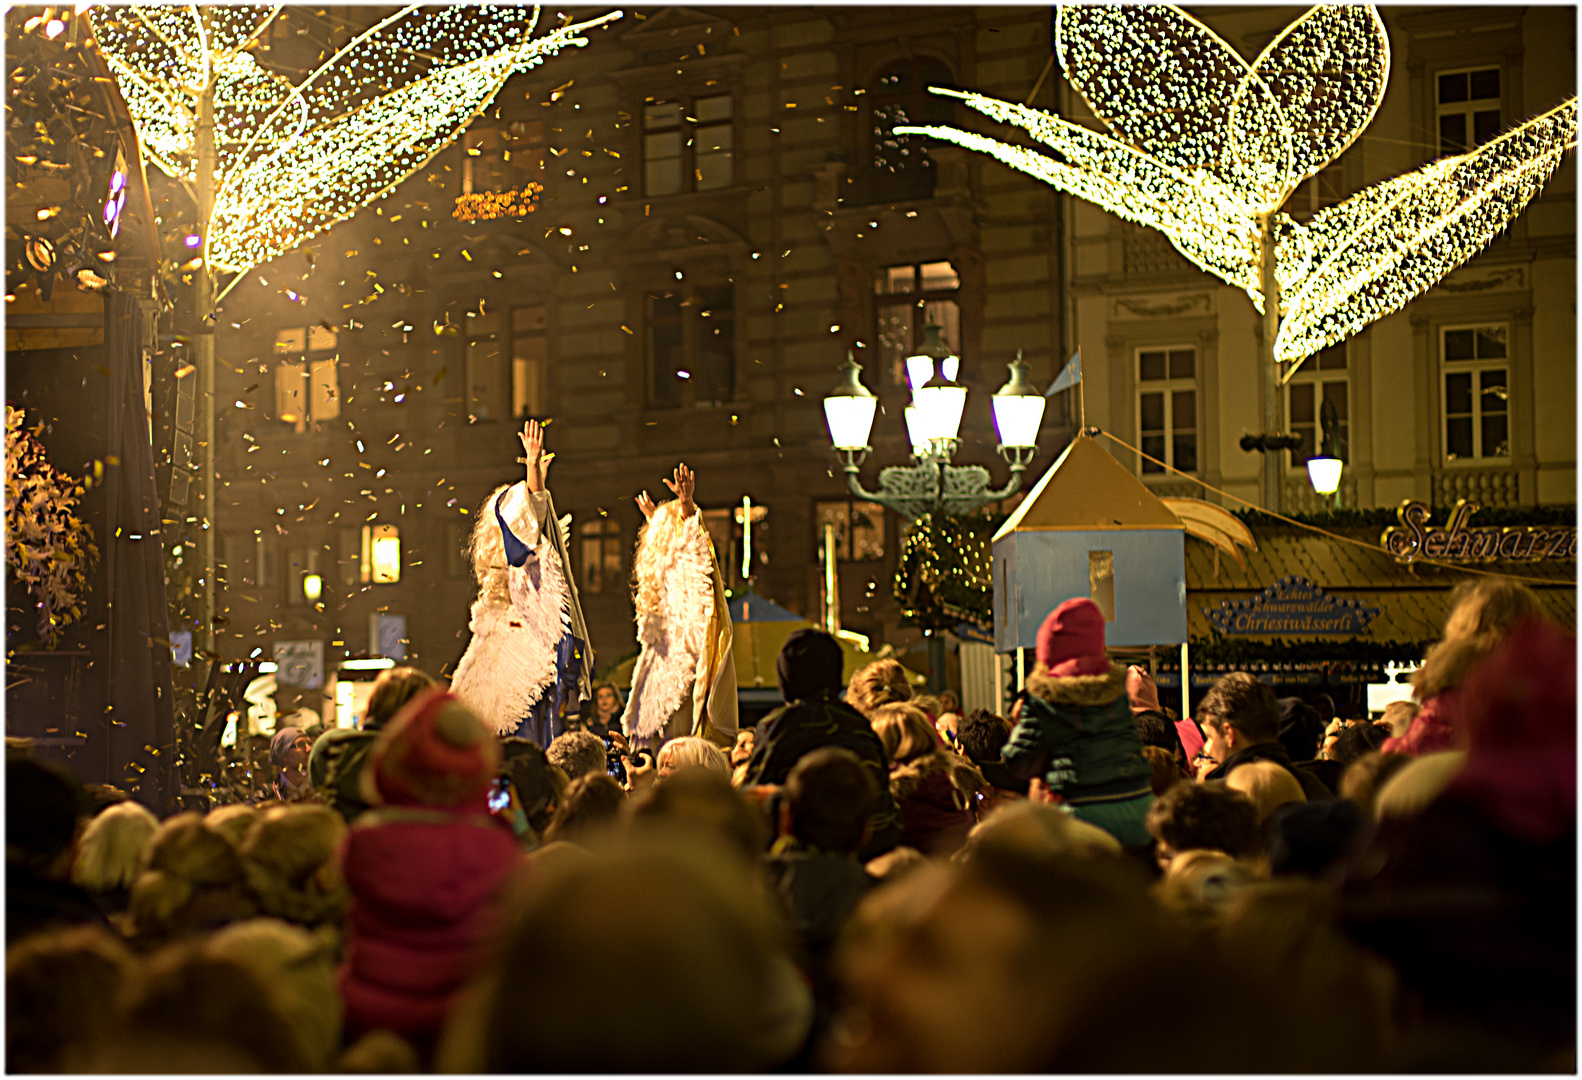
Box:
[1024,661,1129,708]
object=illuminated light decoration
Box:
[88,5,622,290]
[103,166,127,238]
[897,5,1577,372]
[24,236,56,273]
[452,182,545,222]
[1306,455,1344,495]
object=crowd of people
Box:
[5,578,1574,1072]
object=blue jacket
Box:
[1003,662,1154,804]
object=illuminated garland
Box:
[898,4,1577,368]
[87,5,621,279]
[453,183,545,222]
[5,407,99,647]
[893,512,1004,631]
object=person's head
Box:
[500,737,557,829]
[477,830,801,1071]
[95,940,309,1072]
[1197,672,1281,763]
[1379,698,1419,739]
[6,924,134,1073]
[1132,707,1180,755]
[1035,597,1110,677]
[628,769,768,867]
[542,773,626,847]
[203,804,259,848]
[361,666,438,731]
[959,800,1122,863]
[781,746,877,856]
[269,726,314,780]
[1140,745,1185,796]
[910,694,943,721]
[1223,761,1307,825]
[769,626,844,702]
[655,736,731,781]
[7,756,85,878]
[1155,849,1261,923]
[128,813,259,943]
[1325,720,1388,765]
[831,845,1160,1073]
[730,727,756,768]
[203,917,342,1071]
[869,701,939,766]
[1125,665,1162,714]
[1372,750,1465,823]
[367,689,501,811]
[1264,799,1369,879]
[938,690,960,715]
[845,658,912,718]
[1145,781,1261,870]
[72,798,159,898]
[591,683,623,722]
[547,729,606,782]
[1277,697,1324,761]
[1337,750,1412,817]
[1413,579,1542,698]
[238,805,348,927]
[956,708,1010,763]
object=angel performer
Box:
[449,419,593,746]
[621,462,738,752]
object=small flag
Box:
[1046,350,1081,395]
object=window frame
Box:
[873,260,961,387]
[1434,64,1502,155]
[863,56,957,205]
[272,324,339,432]
[1284,342,1350,472]
[641,91,735,198]
[646,283,735,407]
[1134,344,1199,476]
[511,304,548,420]
[1439,321,1512,464]
[814,499,887,564]
[578,517,621,594]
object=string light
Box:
[88,5,621,280]
[452,183,545,222]
[898,4,1577,369]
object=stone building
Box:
[195,5,1573,713]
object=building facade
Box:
[188,5,1574,714]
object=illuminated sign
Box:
[1381,500,1576,564]
[1204,576,1381,636]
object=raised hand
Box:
[519,419,543,492]
[662,462,696,517]
[636,490,657,521]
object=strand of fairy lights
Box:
[88,4,620,280]
[897,4,1576,369]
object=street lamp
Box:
[821,327,1043,521]
[1306,397,1344,500]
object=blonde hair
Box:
[467,483,518,601]
[869,702,937,764]
[632,500,702,619]
[1156,849,1262,924]
[656,736,730,777]
[960,800,1121,862]
[129,813,258,941]
[1224,761,1307,824]
[1373,750,1466,822]
[846,659,912,718]
[910,694,942,720]
[205,918,343,1071]
[239,805,349,926]
[1380,699,1420,739]
[364,666,438,730]
[205,804,259,849]
[1414,580,1541,698]
[72,800,159,894]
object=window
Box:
[643,94,733,196]
[1286,342,1349,469]
[512,305,547,419]
[1136,347,1197,474]
[1436,67,1501,155]
[866,57,956,203]
[465,310,504,421]
[273,325,339,431]
[580,518,621,593]
[648,286,734,406]
[815,500,886,562]
[284,547,320,607]
[874,261,959,386]
[1441,324,1509,461]
[364,524,400,584]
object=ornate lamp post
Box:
[822,326,1045,521]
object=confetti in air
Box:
[88,4,622,294]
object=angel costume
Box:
[450,480,591,745]
[621,500,738,750]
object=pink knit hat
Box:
[369,689,501,810]
[1035,598,1111,678]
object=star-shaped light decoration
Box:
[87,4,620,299]
[897,5,1576,378]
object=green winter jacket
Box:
[1002,661,1154,804]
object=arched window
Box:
[865,57,956,204]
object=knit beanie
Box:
[369,690,501,809]
[776,628,845,701]
[1035,598,1110,677]
[1125,665,1161,714]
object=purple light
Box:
[184,234,202,248]
[110,171,126,194]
